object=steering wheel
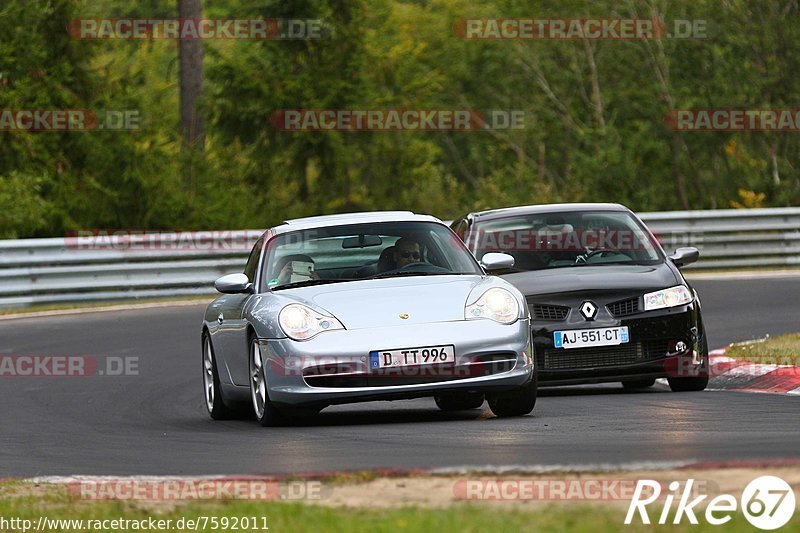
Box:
[398,261,433,270]
[575,248,633,264]
[393,261,451,274]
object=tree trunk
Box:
[671,135,690,210]
[178,0,205,151]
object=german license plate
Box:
[369,345,456,369]
[554,327,629,349]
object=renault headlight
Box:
[278,304,344,341]
[643,285,693,311]
[465,288,520,324]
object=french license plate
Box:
[554,327,629,349]
[369,345,455,369]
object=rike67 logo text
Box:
[625,476,795,529]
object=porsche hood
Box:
[280,275,513,329]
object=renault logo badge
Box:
[399,313,409,319]
[579,301,598,320]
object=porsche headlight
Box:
[465,287,520,324]
[278,304,344,341]
[643,285,693,311]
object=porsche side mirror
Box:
[214,273,253,294]
[669,247,700,268]
[480,252,515,272]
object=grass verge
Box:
[0,481,782,532]
[725,333,800,365]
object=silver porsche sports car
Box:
[201,211,535,425]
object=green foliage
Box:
[1,0,799,237]
[0,171,51,238]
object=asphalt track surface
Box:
[1,277,799,476]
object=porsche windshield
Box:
[263,221,482,290]
[467,211,663,271]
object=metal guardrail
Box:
[641,207,800,269]
[0,208,798,309]
[0,231,261,309]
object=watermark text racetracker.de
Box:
[464,228,656,253]
[454,18,707,40]
[269,354,531,379]
[271,109,525,131]
[64,229,263,252]
[0,109,140,131]
[68,18,328,40]
[665,109,800,131]
[0,355,138,377]
[70,478,326,501]
[464,227,705,253]
[455,479,670,501]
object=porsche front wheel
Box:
[249,337,286,426]
[488,378,537,417]
[202,333,235,420]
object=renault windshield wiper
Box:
[578,260,642,267]
[540,261,642,270]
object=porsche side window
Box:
[243,238,263,283]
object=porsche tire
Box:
[202,332,236,420]
[434,392,485,411]
[488,377,537,417]
[622,378,656,390]
[249,336,287,427]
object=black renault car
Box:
[451,203,709,391]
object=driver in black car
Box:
[393,237,421,268]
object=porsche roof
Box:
[272,211,443,234]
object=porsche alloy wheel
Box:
[249,337,285,426]
[202,333,234,420]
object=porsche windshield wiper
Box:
[370,271,449,279]
[270,278,358,291]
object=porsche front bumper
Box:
[259,318,533,407]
